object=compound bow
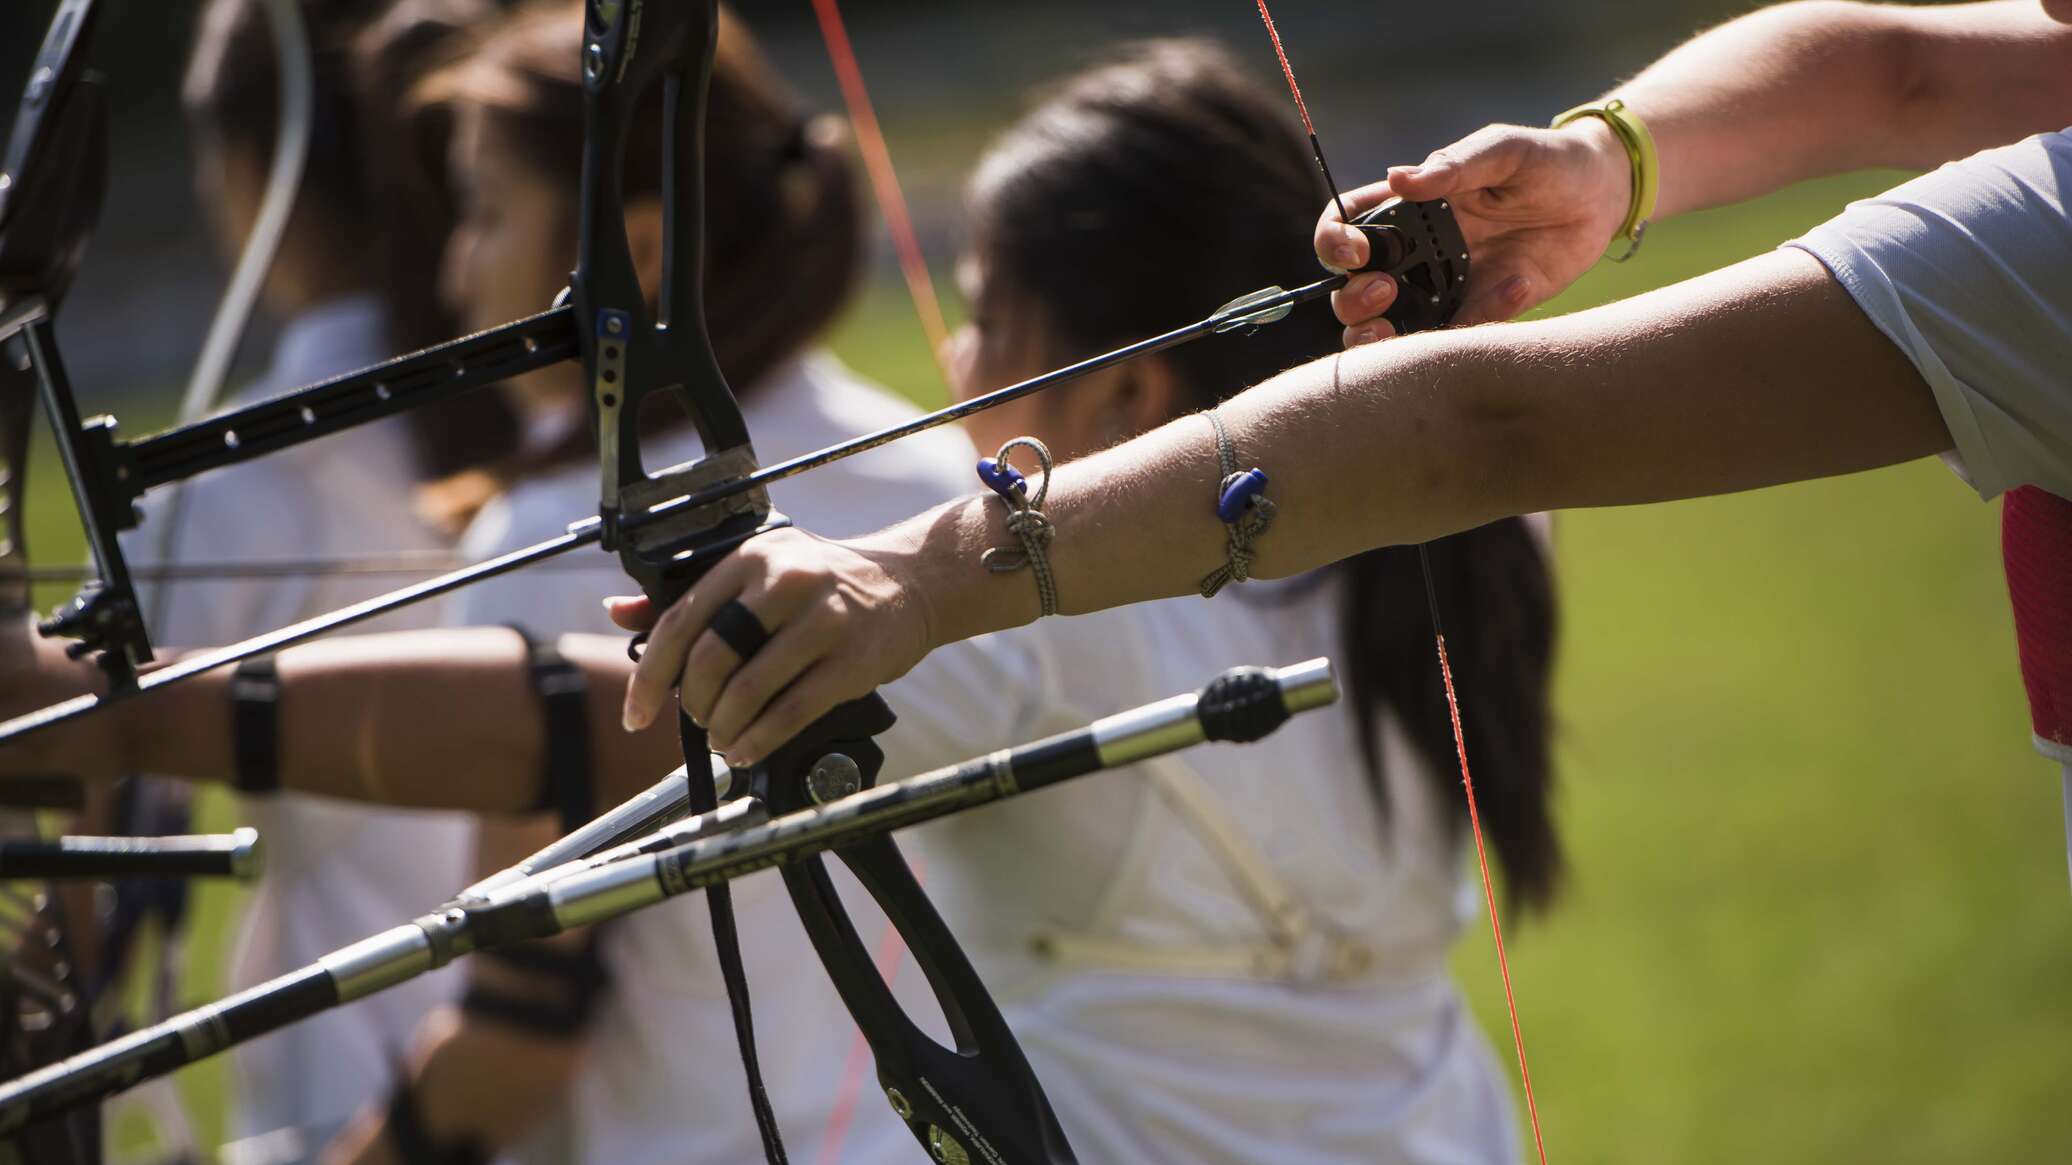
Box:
[0,1,1471,1161]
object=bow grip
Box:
[1346,195,1469,335]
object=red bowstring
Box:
[809,0,954,385]
[1435,632,1551,1165]
[1254,4,1551,1163]
[1255,0,1319,137]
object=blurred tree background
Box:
[3,2,2068,1162]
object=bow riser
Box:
[574,0,768,587]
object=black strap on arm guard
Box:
[503,624,593,834]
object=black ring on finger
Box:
[707,599,771,662]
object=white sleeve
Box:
[875,628,1057,778]
[1784,129,2072,501]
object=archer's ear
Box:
[623,194,667,310]
[1117,354,1187,437]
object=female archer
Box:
[326,4,974,1163]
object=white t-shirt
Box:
[461,353,1519,1163]
[137,295,476,1144]
[1786,128,2072,880]
[886,587,1515,1165]
[456,352,978,1165]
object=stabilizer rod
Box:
[0,659,1335,1134]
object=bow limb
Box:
[574,5,1074,1161]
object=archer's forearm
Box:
[120,630,672,812]
[1615,1,2072,218]
[906,249,1951,646]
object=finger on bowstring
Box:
[701,605,831,758]
[1330,271,1397,327]
[1452,270,1537,328]
[716,657,859,771]
[1314,179,1394,271]
[603,595,656,632]
[622,570,747,732]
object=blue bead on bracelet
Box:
[1216,467,1270,524]
[976,456,1028,503]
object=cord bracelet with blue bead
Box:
[1199,409,1276,597]
[977,436,1061,617]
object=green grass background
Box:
[27,167,2072,1161]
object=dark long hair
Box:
[967,40,1562,909]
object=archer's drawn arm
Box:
[1326,0,2072,333]
[622,247,1949,765]
[0,623,676,814]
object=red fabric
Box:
[2003,486,2072,749]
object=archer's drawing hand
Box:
[0,614,126,782]
[1316,119,1632,345]
[611,527,935,767]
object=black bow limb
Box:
[572,3,1073,1162]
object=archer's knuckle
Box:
[765,563,821,601]
[652,595,695,641]
[728,657,780,713]
[766,683,830,740]
[682,628,729,677]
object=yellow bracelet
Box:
[1551,97,1658,262]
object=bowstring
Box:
[1252,4,1551,1162]
[808,0,955,386]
